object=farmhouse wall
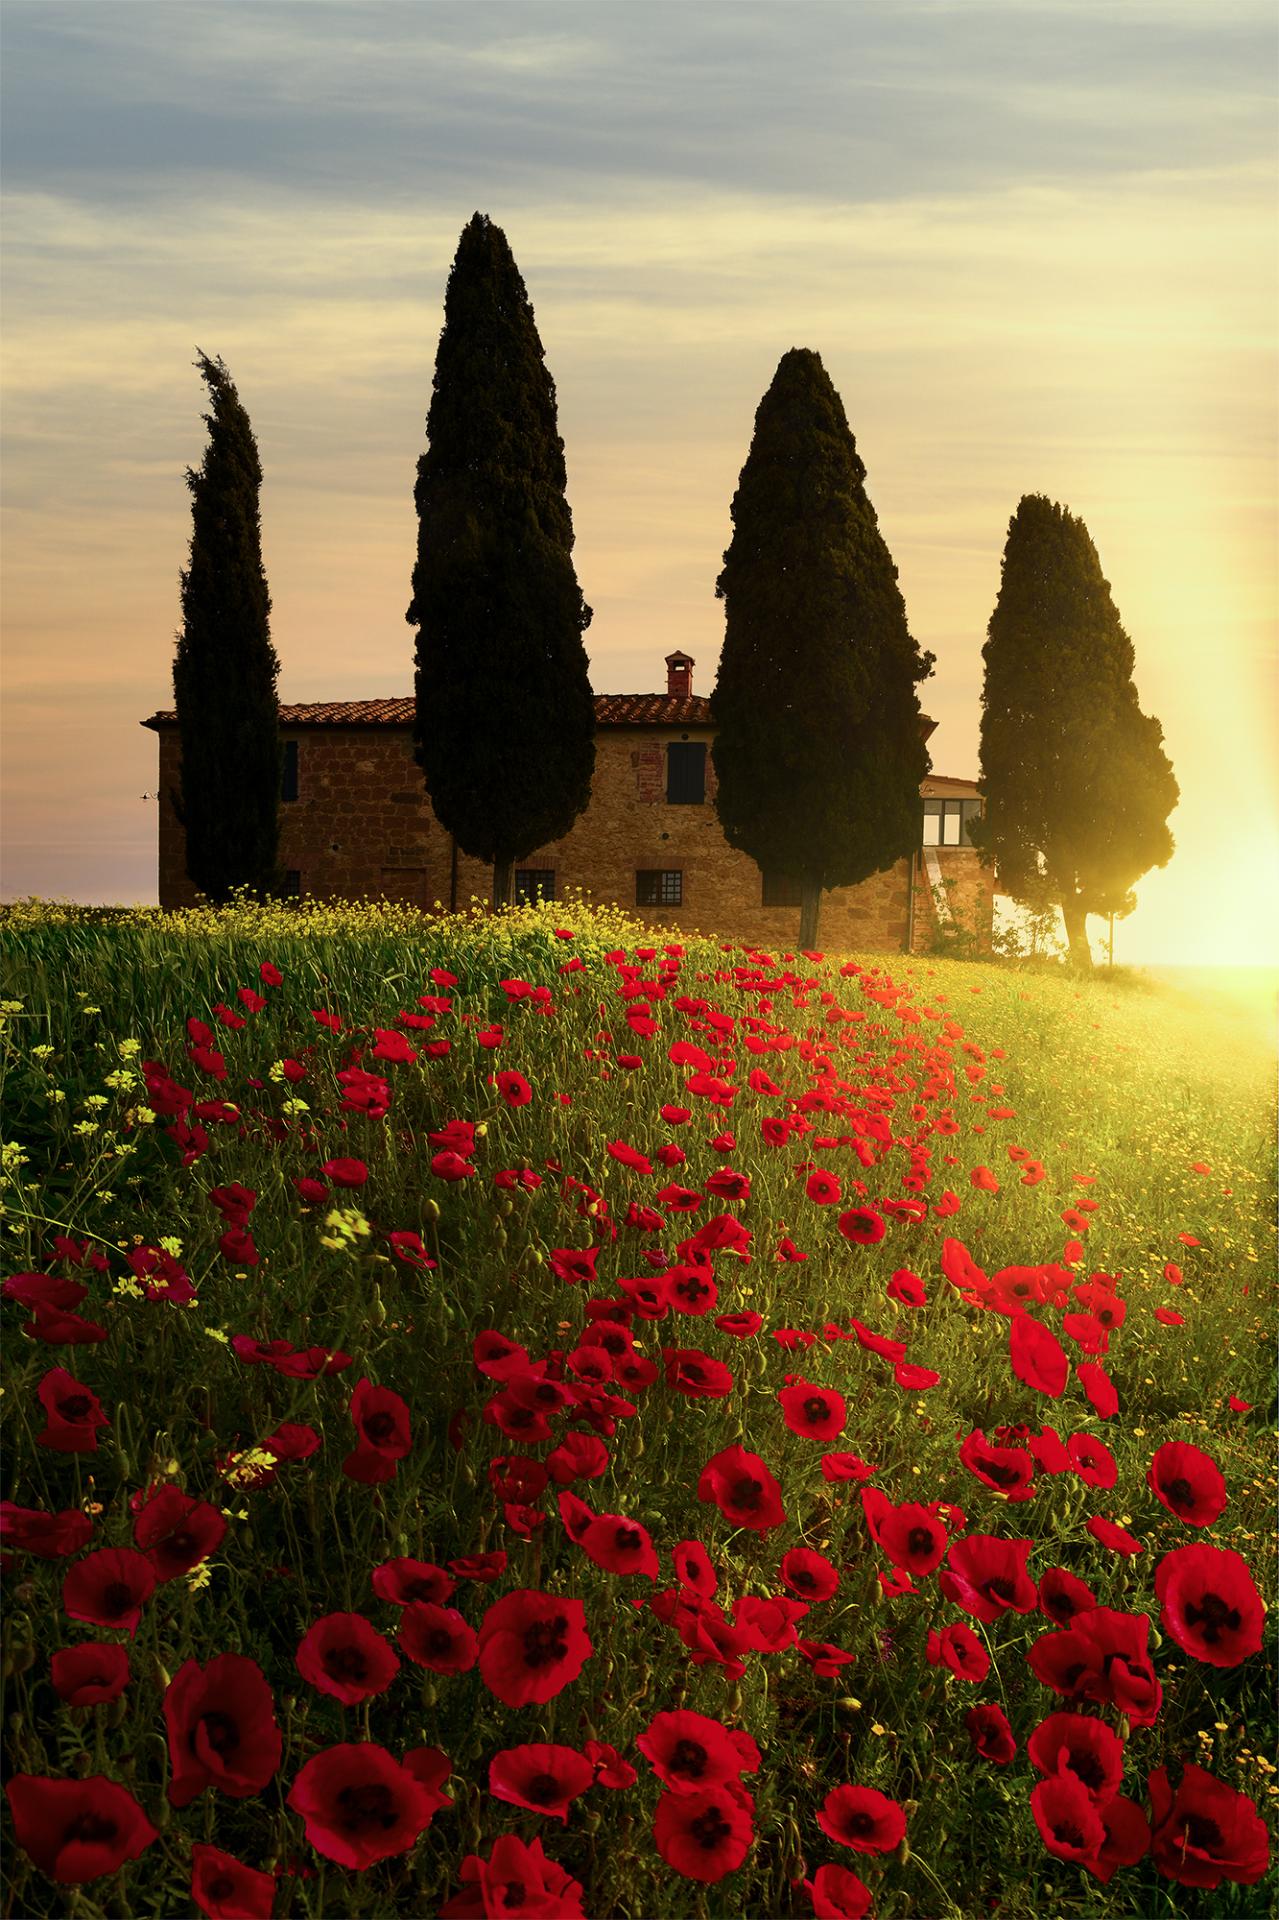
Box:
[150,717,992,952]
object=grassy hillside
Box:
[1,899,1274,1918]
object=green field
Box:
[1,898,1274,1919]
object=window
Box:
[761,869,804,907]
[515,868,556,904]
[666,742,706,804]
[281,869,301,899]
[923,798,982,848]
[282,739,299,803]
[636,869,683,907]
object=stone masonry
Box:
[143,654,993,952]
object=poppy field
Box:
[1,896,1274,1919]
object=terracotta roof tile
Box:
[142,693,717,730]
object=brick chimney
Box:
[665,650,694,697]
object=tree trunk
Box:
[1061,894,1092,968]
[798,879,822,951]
[492,857,513,912]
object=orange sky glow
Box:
[2,3,1275,965]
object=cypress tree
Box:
[172,351,280,902]
[976,496,1178,966]
[407,213,594,909]
[711,348,933,948]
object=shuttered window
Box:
[666,742,706,804]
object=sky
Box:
[2,0,1276,963]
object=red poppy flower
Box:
[965,1702,1017,1765]
[821,1452,878,1483]
[5,1774,157,1885]
[958,1429,1035,1500]
[817,1784,907,1854]
[449,1549,507,1582]
[733,1593,809,1652]
[1031,1775,1107,1869]
[715,1310,763,1338]
[1085,1796,1152,1886]
[1148,1762,1270,1889]
[477,1589,592,1707]
[579,1513,661,1579]
[440,1833,587,1918]
[549,1246,600,1287]
[191,1844,277,1920]
[1087,1515,1143,1556]
[796,1637,858,1675]
[837,1208,886,1246]
[780,1548,840,1602]
[397,1601,478,1674]
[1008,1315,1069,1398]
[322,1157,368,1187]
[488,1743,595,1822]
[861,1488,948,1575]
[805,1170,842,1205]
[343,1379,412,1484]
[939,1534,1037,1621]
[431,1149,474,1180]
[653,1781,755,1882]
[925,1623,990,1682]
[637,1709,754,1794]
[296,1612,399,1705]
[1037,1566,1097,1626]
[1028,1711,1125,1802]
[1075,1360,1118,1418]
[35,1367,109,1453]
[50,1643,130,1707]
[673,1539,718,1599]
[584,1740,637,1789]
[697,1444,786,1532]
[1147,1441,1228,1527]
[779,1382,847,1441]
[387,1228,435,1269]
[1154,1544,1265,1668]
[887,1269,927,1307]
[495,1069,533,1107]
[62,1548,156,1638]
[164,1654,282,1808]
[1066,1433,1117,1489]
[372,1557,455,1607]
[131,1485,226,1582]
[1,1502,93,1560]
[705,1167,751,1201]
[288,1742,439,1870]
[1027,1607,1162,1725]
[802,1863,873,1918]
[663,1348,733,1397]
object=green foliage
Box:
[711,349,933,917]
[406,213,595,887]
[976,497,1179,963]
[172,353,281,903]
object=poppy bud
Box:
[423,1199,440,1221]
[500,1198,513,1217]
[371,1286,386,1328]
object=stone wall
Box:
[152,723,994,952]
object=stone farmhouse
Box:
[143,651,992,950]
